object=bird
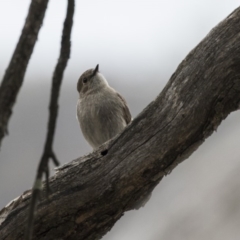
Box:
[76,64,131,149]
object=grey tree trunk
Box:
[1,7,240,240]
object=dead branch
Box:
[0,0,49,148]
[25,1,75,239]
[1,6,240,240]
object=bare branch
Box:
[0,0,49,148]
[1,6,240,240]
[25,1,75,239]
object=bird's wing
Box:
[116,92,132,125]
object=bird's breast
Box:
[77,91,126,148]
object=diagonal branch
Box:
[25,1,75,239]
[0,0,49,148]
[1,6,240,240]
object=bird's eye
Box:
[82,77,87,83]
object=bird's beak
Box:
[93,64,99,76]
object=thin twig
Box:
[25,1,75,239]
[0,0,49,148]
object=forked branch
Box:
[25,1,75,239]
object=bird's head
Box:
[77,64,108,96]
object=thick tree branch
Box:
[0,0,49,148]
[1,7,240,240]
[26,1,75,239]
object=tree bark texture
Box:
[0,0,49,147]
[1,7,240,240]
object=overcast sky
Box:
[1,1,240,240]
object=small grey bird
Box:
[77,64,131,149]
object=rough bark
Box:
[0,0,49,147]
[1,7,240,240]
